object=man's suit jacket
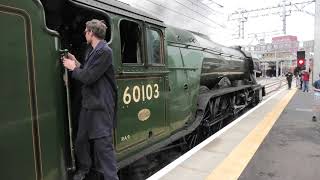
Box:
[72,40,117,138]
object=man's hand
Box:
[67,52,76,61]
[67,52,81,68]
[63,57,77,71]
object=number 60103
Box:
[123,84,160,105]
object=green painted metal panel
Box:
[167,46,192,130]
[201,52,246,88]
[115,76,166,153]
[165,26,201,47]
[0,11,36,180]
[27,2,67,180]
[112,17,170,160]
[0,1,68,180]
[180,48,203,119]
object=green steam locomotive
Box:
[0,0,264,179]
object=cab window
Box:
[147,29,163,65]
[120,20,142,64]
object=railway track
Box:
[259,78,288,95]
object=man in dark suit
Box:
[285,71,293,89]
[63,19,118,180]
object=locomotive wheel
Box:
[202,96,231,126]
[185,125,211,150]
[203,98,214,123]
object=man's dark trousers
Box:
[75,109,118,180]
[288,80,292,89]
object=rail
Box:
[261,78,288,95]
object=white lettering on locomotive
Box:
[121,135,131,142]
[123,84,160,105]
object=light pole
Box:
[275,51,279,77]
[280,61,283,76]
[314,0,320,82]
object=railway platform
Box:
[147,85,320,180]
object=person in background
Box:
[302,70,310,92]
[299,72,303,90]
[312,73,320,121]
[285,71,293,89]
[294,67,300,88]
[295,74,300,88]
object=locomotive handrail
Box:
[168,67,198,71]
[167,42,187,47]
[118,71,170,75]
[185,44,203,50]
[167,42,206,52]
[60,50,76,171]
[203,48,222,55]
[167,42,236,59]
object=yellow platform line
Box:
[206,89,297,180]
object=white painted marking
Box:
[146,87,287,180]
[295,108,313,112]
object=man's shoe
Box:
[73,171,86,180]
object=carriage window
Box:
[120,20,142,64]
[147,29,162,64]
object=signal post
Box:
[297,51,306,71]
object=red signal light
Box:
[298,59,304,65]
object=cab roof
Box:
[72,0,165,27]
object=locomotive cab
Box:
[40,0,116,175]
[40,0,170,171]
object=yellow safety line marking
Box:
[206,89,297,180]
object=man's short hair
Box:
[86,19,107,39]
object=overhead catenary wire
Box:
[173,0,226,28]
[141,0,222,29]
[129,2,199,27]
[183,0,224,15]
[203,0,224,8]
[132,2,226,34]
[120,0,235,42]
[228,0,315,39]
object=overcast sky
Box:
[117,0,315,46]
